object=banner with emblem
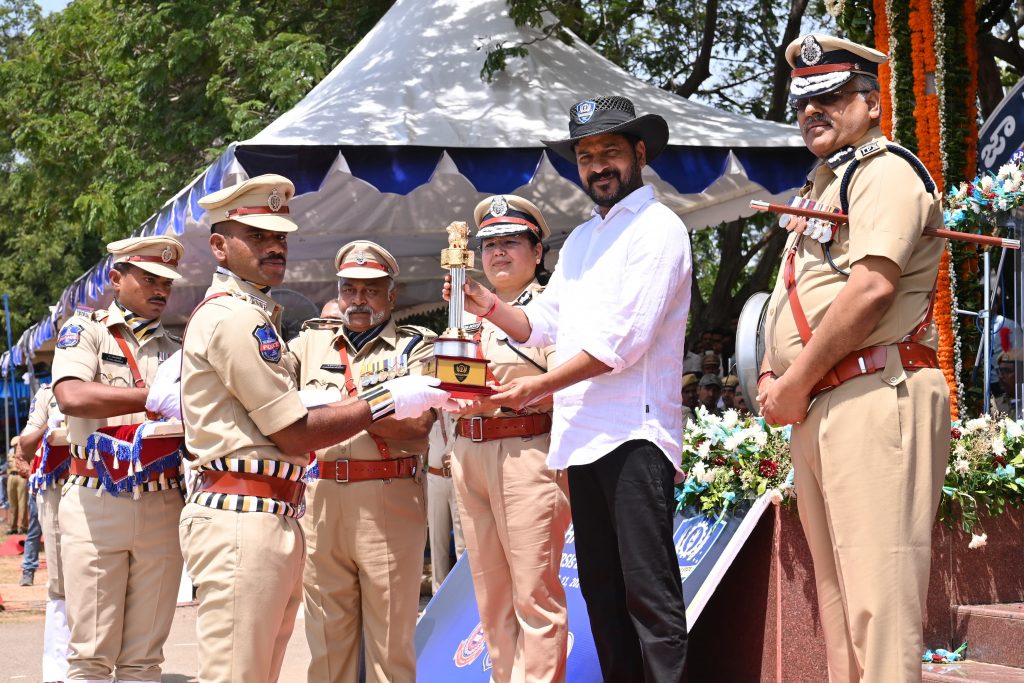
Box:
[415,495,773,680]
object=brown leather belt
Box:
[427,465,451,478]
[811,342,940,398]
[69,458,180,483]
[457,413,552,443]
[195,470,305,508]
[316,455,419,483]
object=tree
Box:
[491,0,828,351]
[0,0,395,337]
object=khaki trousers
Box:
[301,476,426,683]
[179,503,305,683]
[791,368,949,683]
[7,473,27,530]
[60,485,184,681]
[452,433,571,683]
[38,486,65,599]
[427,471,465,592]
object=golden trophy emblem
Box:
[424,221,495,398]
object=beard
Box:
[584,155,644,208]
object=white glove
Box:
[47,403,65,430]
[383,375,452,420]
[298,388,343,408]
[145,350,182,420]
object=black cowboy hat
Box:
[541,96,669,163]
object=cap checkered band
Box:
[570,96,636,124]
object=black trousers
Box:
[568,440,688,683]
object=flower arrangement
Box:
[676,407,793,516]
[942,414,1024,545]
[943,153,1024,232]
[678,408,1024,548]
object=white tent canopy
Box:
[7,0,812,367]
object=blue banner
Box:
[978,77,1024,173]
[416,498,771,680]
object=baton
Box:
[749,200,1021,250]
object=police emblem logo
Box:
[453,623,488,667]
[489,196,508,217]
[573,100,597,124]
[161,246,174,263]
[268,188,283,212]
[56,323,83,349]
[453,362,471,382]
[354,251,367,265]
[251,323,282,363]
[800,35,823,65]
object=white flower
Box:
[954,442,967,458]
[723,434,744,451]
[997,198,1010,211]
[740,470,754,487]
[721,409,738,429]
[954,457,971,475]
[968,532,988,549]
[1005,419,1024,440]
[997,163,1017,180]
[692,462,707,482]
[700,466,719,484]
[963,416,991,434]
[697,441,711,460]
[980,175,995,192]
[752,430,768,448]
[953,184,969,201]
[992,438,1006,456]
[769,489,784,505]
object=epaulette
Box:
[301,317,342,332]
[854,138,886,161]
[397,324,437,339]
[93,309,109,323]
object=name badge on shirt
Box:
[320,364,346,373]
[101,353,128,366]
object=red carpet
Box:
[0,535,25,556]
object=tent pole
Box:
[3,294,20,434]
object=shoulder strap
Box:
[401,334,424,358]
[840,142,936,215]
[109,327,146,389]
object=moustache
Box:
[345,305,373,315]
[260,255,286,265]
[148,296,167,305]
[587,169,620,185]
[802,113,833,132]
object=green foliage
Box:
[0,0,394,339]
[885,0,917,152]
[835,0,874,45]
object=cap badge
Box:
[573,100,597,124]
[490,196,508,217]
[268,188,283,212]
[160,247,174,263]
[801,36,823,66]
[354,251,368,265]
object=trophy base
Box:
[424,354,495,400]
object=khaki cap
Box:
[682,373,698,389]
[785,34,887,100]
[723,375,739,388]
[473,195,551,241]
[107,236,185,280]
[198,174,298,233]
[335,240,399,280]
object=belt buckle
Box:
[469,416,485,443]
[441,462,452,477]
[334,460,350,483]
[292,481,307,508]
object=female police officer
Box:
[450,195,571,683]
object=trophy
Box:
[424,221,495,398]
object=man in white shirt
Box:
[446,95,691,683]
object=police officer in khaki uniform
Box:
[5,435,27,533]
[758,35,949,682]
[20,384,71,682]
[52,235,187,683]
[450,195,571,683]
[180,178,448,683]
[290,240,435,683]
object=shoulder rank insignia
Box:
[854,139,885,161]
[57,323,84,349]
[74,307,94,319]
[464,322,482,334]
[252,323,282,363]
[514,290,533,306]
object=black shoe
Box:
[18,570,33,586]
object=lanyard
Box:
[110,326,147,388]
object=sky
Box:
[37,0,71,15]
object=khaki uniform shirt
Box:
[181,272,308,469]
[290,318,436,461]
[463,282,554,419]
[52,303,180,447]
[26,385,56,431]
[765,128,944,374]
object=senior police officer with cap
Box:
[289,239,436,683]
[757,34,949,682]
[52,234,186,683]
[180,176,449,683]
[445,96,691,683]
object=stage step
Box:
[924,660,1024,682]
[955,603,1024,669]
